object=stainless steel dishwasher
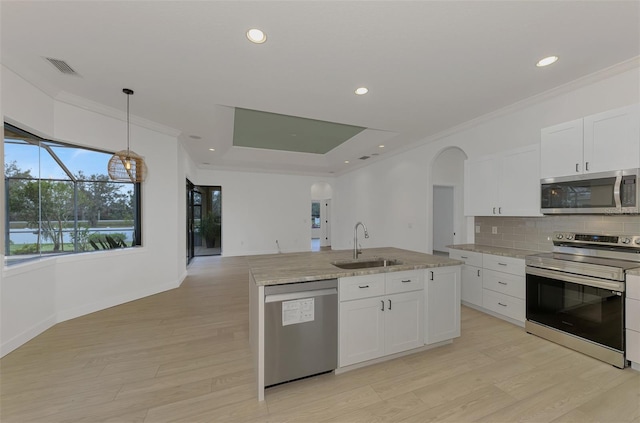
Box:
[264,279,338,387]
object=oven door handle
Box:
[526,266,625,292]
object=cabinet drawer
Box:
[449,249,483,267]
[626,297,640,332]
[483,269,525,299]
[627,274,640,301]
[482,289,525,322]
[483,254,525,276]
[339,274,385,302]
[626,329,640,364]
[386,270,423,294]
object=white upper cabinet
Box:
[540,119,584,178]
[541,104,640,178]
[584,104,640,173]
[464,144,541,216]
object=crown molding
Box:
[351,56,640,174]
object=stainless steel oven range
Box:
[526,232,640,368]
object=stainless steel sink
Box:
[331,258,402,269]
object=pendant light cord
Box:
[123,88,134,155]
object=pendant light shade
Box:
[108,88,147,182]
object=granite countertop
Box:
[628,268,640,277]
[247,247,462,286]
[447,244,539,259]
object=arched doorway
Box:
[431,147,468,255]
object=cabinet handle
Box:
[381,300,384,311]
[492,207,496,214]
[498,302,507,307]
[401,279,411,283]
[477,269,481,277]
[498,281,507,285]
[498,263,507,266]
[586,162,589,171]
[430,271,434,281]
[498,207,502,214]
[388,299,392,310]
[358,285,370,289]
[460,256,468,259]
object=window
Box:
[4,124,141,265]
[311,201,321,229]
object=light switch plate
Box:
[475,225,481,233]
[492,226,498,234]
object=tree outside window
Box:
[4,124,140,265]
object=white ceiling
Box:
[2,1,639,175]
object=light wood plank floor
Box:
[1,256,639,422]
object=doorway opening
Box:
[430,147,467,255]
[433,185,455,255]
[311,182,333,252]
[186,180,222,262]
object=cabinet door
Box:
[339,297,385,367]
[584,104,640,173]
[461,264,483,307]
[499,145,542,216]
[425,267,461,344]
[384,291,424,355]
[540,119,584,178]
[464,156,498,216]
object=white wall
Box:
[195,169,335,256]
[1,66,186,356]
[333,66,640,253]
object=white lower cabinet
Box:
[425,267,461,344]
[339,270,424,367]
[450,250,483,307]
[626,274,640,367]
[339,296,386,365]
[449,248,526,325]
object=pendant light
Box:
[108,88,148,182]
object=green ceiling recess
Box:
[233,108,366,154]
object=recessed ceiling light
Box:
[208,148,215,151]
[379,144,385,148]
[247,28,267,44]
[189,135,202,140]
[344,160,350,164]
[536,56,559,67]
[355,87,369,95]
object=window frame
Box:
[4,123,142,265]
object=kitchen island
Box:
[248,247,462,400]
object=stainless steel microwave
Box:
[541,169,639,214]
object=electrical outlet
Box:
[475,225,481,233]
[492,226,498,234]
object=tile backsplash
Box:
[474,215,640,252]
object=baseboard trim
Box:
[1,314,57,358]
[2,277,183,358]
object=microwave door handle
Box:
[614,175,622,209]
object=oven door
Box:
[526,267,625,352]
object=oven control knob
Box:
[636,238,640,245]
[622,237,631,244]
[566,234,574,240]
[556,234,563,240]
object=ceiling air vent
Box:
[44,57,79,76]
[359,155,370,160]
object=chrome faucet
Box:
[353,221,369,259]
